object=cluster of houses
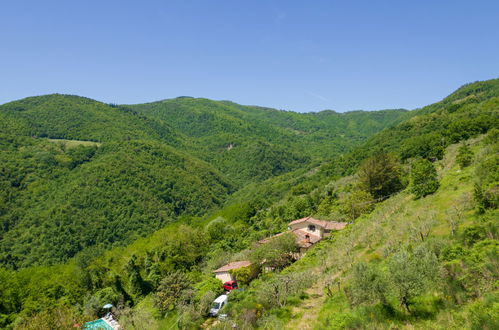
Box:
[213,217,348,282]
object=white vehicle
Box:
[208,294,228,317]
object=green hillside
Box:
[130,98,408,184]
[308,79,499,182]
[0,92,407,269]
[225,101,409,143]
[0,79,497,329]
[280,136,498,329]
[0,94,408,188]
[0,94,186,147]
[360,79,499,159]
[0,137,232,268]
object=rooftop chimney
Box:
[305,234,311,244]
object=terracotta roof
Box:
[323,221,348,230]
[292,229,321,248]
[257,229,321,248]
[288,217,348,231]
[213,260,251,273]
[257,231,287,244]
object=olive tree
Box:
[250,232,299,272]
[388,246,440,313]
[256,272,309,308]
[349,262,389,306]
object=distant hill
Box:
[0,94,183,146]
[130,98,408,184]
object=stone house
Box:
[259,217,348,254]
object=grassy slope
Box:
[46,139,101,148]
[282,138,495,329]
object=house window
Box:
[308,225,316,232]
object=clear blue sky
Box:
[1,1,498,112]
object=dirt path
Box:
[285,282,326,330]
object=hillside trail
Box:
[285,277,329,330]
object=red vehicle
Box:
[223,280,238,291]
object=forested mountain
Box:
[0,94,408,186]
[358,79,499,161]
[0,95,183,145]
[0,138,232,268]
[130,98,407,184]
[0,79,497,329]
[0,93,407,270]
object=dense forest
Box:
[0,79,497,329]
[0,94,407,269]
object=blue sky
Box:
[1,1,498,112]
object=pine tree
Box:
[358,152,403,199]
[411,159,439,198]
[456,143,473,168]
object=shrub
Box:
[461,225,486,246]
[194,277,223,301]
[465,294,499,330]
[230,265,258,285]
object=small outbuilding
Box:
[213,260,252,283]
